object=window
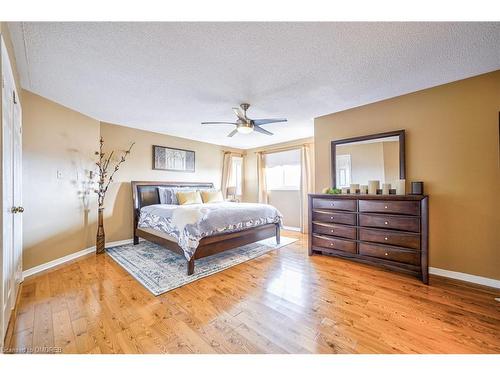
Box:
[265,149,301,191]
[336,154,352,188]
[228,156,243,196]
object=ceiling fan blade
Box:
[252,118,287,126]
[232,107,246,121]
[227,128,238,137]
[253,125,273,136]
[201,122,238,125]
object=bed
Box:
[132,181,282,275]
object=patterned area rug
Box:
[106,236,297,295]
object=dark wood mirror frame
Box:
[330,129,406,188]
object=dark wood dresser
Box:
[308,194,429,283]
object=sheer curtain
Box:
[257,152,268,203]
[221,152,233,199]
[301,144,314,233]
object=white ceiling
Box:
[8,22,500,149]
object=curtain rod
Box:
[222,150,244,157]
[255,142,313,155]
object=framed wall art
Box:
[152,145,195,172]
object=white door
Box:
[12,90,22,299]
[1,36,23,344]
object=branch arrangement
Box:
[95,137,135,207]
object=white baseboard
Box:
[283,226,301,232]
[429,267,500,289]
[22,239,136,279]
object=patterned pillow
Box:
[158,187,199,205]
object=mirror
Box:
[331,130,405,188]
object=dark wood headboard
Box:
[131,181,214,211]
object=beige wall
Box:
[315,71,500,280]
[267,190,302,228]
[100,122,241,243]
[22,90,100,270]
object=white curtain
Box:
[301,144,314,233]
[221,152,233,199]
[257,152,268,203]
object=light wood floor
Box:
[5,231,500,354]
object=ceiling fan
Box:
[201,103,287,137]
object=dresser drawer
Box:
[359,242,420,265]
[359,200,420,216]
[359,214,420,232]
[312,210,357,226]
[359,228,420,249]
[312,198,356,211]
[312,234,357,254]
[312,223,357,239]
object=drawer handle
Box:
[331,203,335,206]
[384,221,389,225]
[330,229,334,233]
[385,252,389,256]
[330,216,334,219]
[384,205,388,209]
[330,243,334,246]
[384,237,388,241]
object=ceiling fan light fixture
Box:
[237,124,253,134]
[202,103,287,137]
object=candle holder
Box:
[368,180,380,195]
[396,179,406,195]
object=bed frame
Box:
[131,181,280,275]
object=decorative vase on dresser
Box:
[308,194,429,283]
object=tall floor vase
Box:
[96,207,105,254]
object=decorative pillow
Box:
[158,187,196,205]
[177,190,203,205]
[157,187,171,204]
[200,190,224,203]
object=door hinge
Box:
[13,90,17,104]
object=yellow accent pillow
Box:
[200,190,224,203]
[176,190,203,205]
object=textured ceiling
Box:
[8,22,500,149]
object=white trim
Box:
[22,239,136,279]
[429,267,500,289]
[283,226,301,232]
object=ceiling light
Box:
[237,125,253,134]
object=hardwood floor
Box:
[5,231,500,354]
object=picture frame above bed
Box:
[152,145,195,172]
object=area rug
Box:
[106,236,297,295]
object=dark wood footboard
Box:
[135,223,280,275]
